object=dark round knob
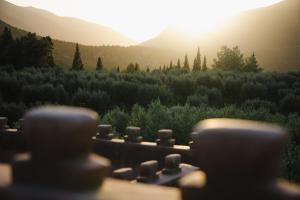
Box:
[192,118,287,181]
[137,160,159,182]
[162,154,181,174]
[19,118,25,131]
[113,168,134,180]
[165,154,181,169]
[126,126,141,138]
[0,117,8,129]
[23,106,98,161]
[98,124,112,136]
[157,129,173,140]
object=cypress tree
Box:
[177,58,181,69]
[202,56,208,71]
[244,53,261,72]
[193,47,201,71]
[193,58,197,71]
[196,47,201,67]
[96,56,103,70]
[135,63,140,71]
[169,60,173,69]
[72,44,84,70]
[183,53,190,71]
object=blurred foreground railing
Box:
[0,106,299,200]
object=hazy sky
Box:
[7,0,282,42]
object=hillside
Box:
[0,0,135,46]
[142,0,300,71]
[0,20,181,70]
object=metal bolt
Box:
[137,160,159,183]
[162,154,182,174]
[156,129,175,147]
[97,124,113,139]
[157,129,173,140]
[113,168,134,180]
[0,117,8,129]
[19,118,25,131]
[124,126,142,143]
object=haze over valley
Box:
[0,0,299,71]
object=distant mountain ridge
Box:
[142,0,300,71]
[0,0,135,46]
[0,19,182,70]
[1,0,300,71]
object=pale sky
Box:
[6,0,282,42]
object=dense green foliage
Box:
[0,27,55,69]
[0,67,299,182]
[1,67,299,121]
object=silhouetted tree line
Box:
[71,44,260,73]
[0,27,55,69]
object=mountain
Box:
[0,20,181,70]
[0,0,135,46]
[142,0,300,71]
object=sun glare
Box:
[7,0,282,42]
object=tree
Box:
[177,58,181,69]
[126,63,139,73]
[0,27,14,65]
[96,56,103,71]
[183,53,190,71]
[193,47,201,71]
[72,44,84,70]
[146,66,150,72]
[13,33,55,68]
[202,56,208,71]
[42,36,55,68]
[169,60,173,69]
[244,53,262,72]
[212,46,244,71]
[193,58,197,71]
[135,63,140,71]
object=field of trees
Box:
[1,27,300,183]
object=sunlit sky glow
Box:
[7,0,282,42]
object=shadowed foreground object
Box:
[5,106,111,193]
[0,107,300,200]
[181,118,300,200]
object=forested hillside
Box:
[0,0,135,46]
[0,20,182,70]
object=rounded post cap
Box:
[139,160,159,178]
[23,106,98,161]
[98,124,112,134]
[192,118,287,179]
[126,126,141,137]
[157,129,173,140]
[0,117,8,129]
